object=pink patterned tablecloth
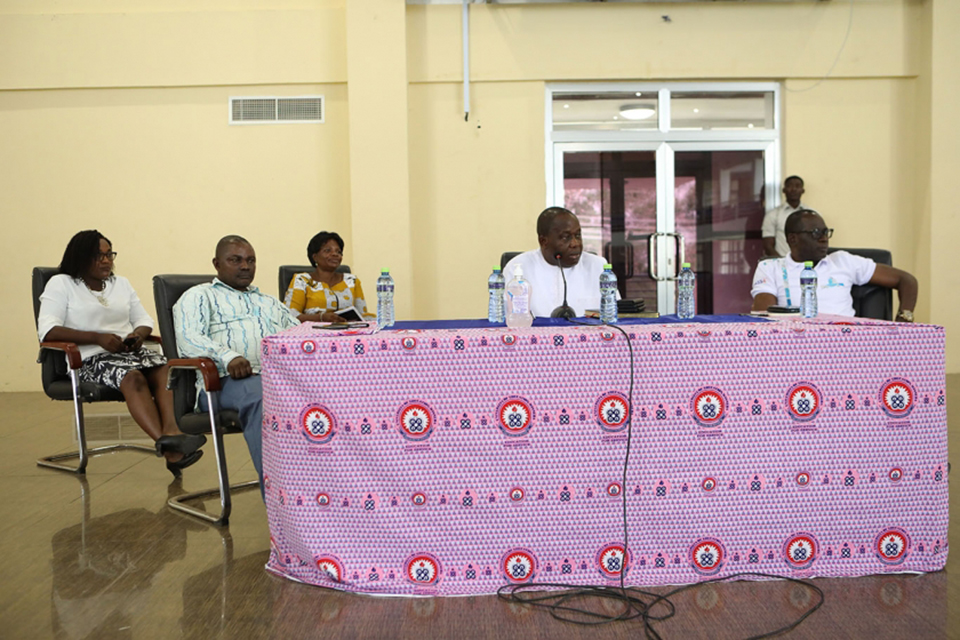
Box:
[261,317,948,595]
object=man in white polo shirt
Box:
[751,209,918,320]
[504,207,615,317]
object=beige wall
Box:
[2,0,956,391]
[929,0,960,372]
[0,83,351,389]
[408,80,547,320]
[784,77,920,314]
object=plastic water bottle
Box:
[800,261,818,318]
[488,267,505,323]
[677,262,696,319]
[505,265,533,328]
[376,269,395,328]
[599,263,618,324]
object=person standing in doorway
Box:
[762,175,813,258]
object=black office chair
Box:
[152,274,259,526]
[278,264,351,300]
[32,267,156,473]
[500,252,521,271]
[827,247,894,320]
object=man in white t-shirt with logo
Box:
[504,207,615,318]
[751,209,918,320]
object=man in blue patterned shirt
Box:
[173,235,299,490]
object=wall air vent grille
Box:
[230,96,324,124]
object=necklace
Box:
[86,280,109,307]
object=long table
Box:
[260,316,948,596]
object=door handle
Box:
[648,232,684,281]
[648,234,663,281]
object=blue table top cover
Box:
[386,314,767,332]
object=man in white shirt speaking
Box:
[751,210,918,321]
[503,207,613,318]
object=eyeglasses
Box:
[796,228,834,240]
[97,251,118,261]
[319,247,343,256]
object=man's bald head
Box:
[537,207,576,237]
[215,235,252,260]
[536,207,583,268]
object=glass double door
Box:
[555,142,774,315]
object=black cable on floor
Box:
[496,318,824,639]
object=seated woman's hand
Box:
[320,311,346,323]
[96,333,127,353]
[123,333,144,351]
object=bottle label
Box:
[490,283,504,290]
[800,278,816,286]
[377,285,394,293]
[510,294,529,315]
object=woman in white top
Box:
[37,230,205,477]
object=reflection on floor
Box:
[0,381,956,639]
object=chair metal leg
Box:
[37,443,158,473]
[167,393,258,526]
[37,369,154,473]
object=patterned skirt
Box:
[78,349,167,390]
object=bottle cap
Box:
[603,263,613,270]
[804,261,814,268]
[381,268,390,274]
[682,262,691,268]
[493,266,501,272]
[514,265,523,277]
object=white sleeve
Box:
[761,208,778,239]
[846,253,878,286]
[124,279,155,330]
[750,259,779,299]
[37,276,69,342]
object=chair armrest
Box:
[167,358,222,392]
[146,335,162,345]
[38,342,82,370]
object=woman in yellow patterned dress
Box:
[283,231,374,322]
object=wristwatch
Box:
[896,310,914,323]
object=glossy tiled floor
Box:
[0,380,956,639]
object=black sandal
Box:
[155,434,207,457]
[166,449,203,478]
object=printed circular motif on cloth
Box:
[879,378,916,418]
[300,405,336,444]
[875,528,909,565]
[501,549,537,584]
[497,396,535,437]
[595,392,630,432]
[596,543,629,580]
[690,538,725,576]
[690,387,728,428]
[405,553,442,586]
[783,534,818,570]
[785,383,823,422]
[315,555,345,582]
[397,401,436,442]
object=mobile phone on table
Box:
[767,305,801,314]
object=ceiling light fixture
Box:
[619,103,656,121]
